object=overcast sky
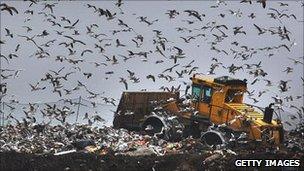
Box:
[0,0,303,126]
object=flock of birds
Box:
[0,0,303,128]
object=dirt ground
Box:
[1,149,303,171]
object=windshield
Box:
[202,86,212,103]
[192,85,212,103]
[192,86,201,100]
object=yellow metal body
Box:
[164,74,284,144]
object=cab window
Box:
[192,85,201,100]
[192,85,212,103]
[202,86,212,103]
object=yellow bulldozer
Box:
[113,74,284,145]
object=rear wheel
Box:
[141,112,184,141]
[141,116,165,138]
[201,130,226,146]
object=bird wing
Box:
[75,39,86,45]
[269,8,280,15]
[155,46,166,57]
[253,24,262,32]
[0,54,9,64]
[72,19,79,27]
[63,35,74,40]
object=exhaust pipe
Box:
[263,103,274,123]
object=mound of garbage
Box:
[0,122,303,170]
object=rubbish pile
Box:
[0,121,304,170]
[0,122,209,156]
[285,122,304,153]
[1,121,304,156]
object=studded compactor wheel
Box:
[141,111,184,141]
[201,130,226,146]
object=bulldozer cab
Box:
[190,75,248,122]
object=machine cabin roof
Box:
[191,74,247,88]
